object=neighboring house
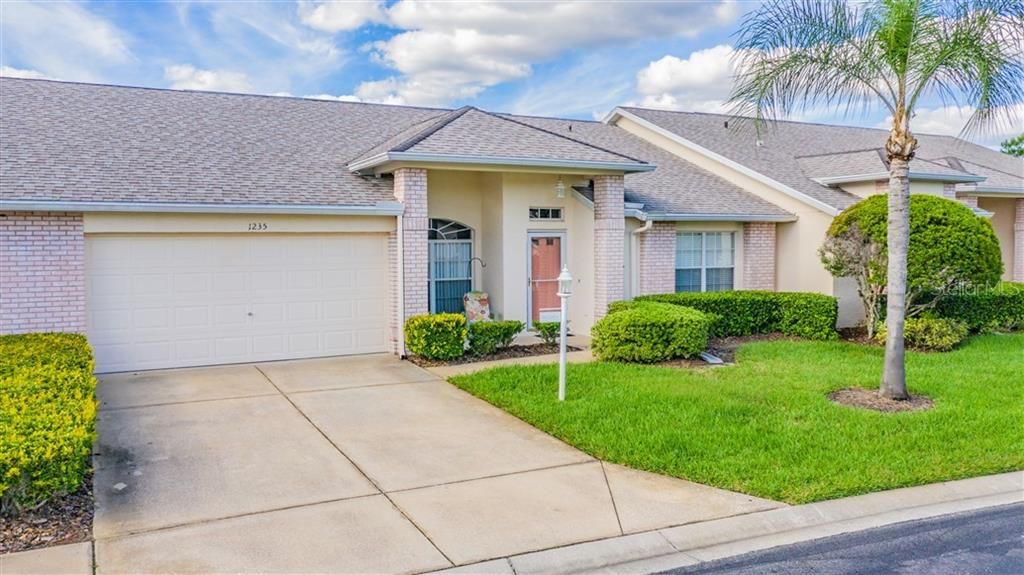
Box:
[605,107,1024,326]
[1,78,1020,372]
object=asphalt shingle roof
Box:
[934,158,1023,189]
[506,114,793,217]
[796,148,976,181]
[349,106,646,169]
[0,78,788,218]
[0,78,442,207]
[621,107,1024,210]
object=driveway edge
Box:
[424,470,1023,575]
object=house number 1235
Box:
[248,222,268,231]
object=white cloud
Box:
[508,52,633,119]
[876,104,1024,146]
[298,1,386,32]
[166,2,346,96]
[337,0,740,106]
[164,65,253,93]
[305,93,363,102]
[0,66,53,80]
[0,2,132,81]
[635,44,742,113]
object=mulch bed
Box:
[839,326,876,345]
[408,343,582,367]
[829,387,934,413]
[1,473,93,554]
[658,333,792,368]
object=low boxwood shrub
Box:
[933,282,1024,332]
[405,313,467,360]
[592,302,712,363]
[533,321,562,345]
[635,291,838,340]
[1,333,97,515]
[468,320,525,356]
[874,317,969,352]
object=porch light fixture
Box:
[555,176,566,198]
[556,266,573,401]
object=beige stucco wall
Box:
[83,212,397,234]
[425,170,599,333]
[978,197,1017,281]
[500,172,595,331]
[839,181,880,199]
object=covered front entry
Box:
[85,233,390,372]
[528,231,565,326]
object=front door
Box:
[528,233,564,326]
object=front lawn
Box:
[449,334,1024,504]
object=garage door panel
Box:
[87,233,391,372]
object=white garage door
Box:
[86,234,390,372]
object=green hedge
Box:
[405,313,467,360]
[933,282,1024,332]
[1,333,97,515]
[592,302,712,363]
[468,320,524,356]
[634,291,838,340]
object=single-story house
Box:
[1,78,1021,372]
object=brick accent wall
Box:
[742,222,776,290]
[638,222,676,295]
[943,183,978,208]
[393,168,429,332]
[386,229,401,354]
[0,211,86,334]
[593,175,625,318]
[1015,199,1024,283]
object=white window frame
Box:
[428,219,473,314]
[528,207,564,221]
[675,231,736,292]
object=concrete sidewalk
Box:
[425,471,1023,575]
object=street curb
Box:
[424,471,1023,575]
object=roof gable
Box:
[348,107,650,173]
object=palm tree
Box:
[728,0,1024,399]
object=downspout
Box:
[629,217,653,298]
[396,214,407,358]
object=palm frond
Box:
[728,0,899,130]
[906,0,1024,138]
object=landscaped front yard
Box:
[450,334,1024,504]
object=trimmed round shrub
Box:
[1,333,97,515]
[467,320,524,356]
[635,291,838,340]
[874,317,969,352]
[823,195,1003,328]
[592,302,711,363]
[405,313,467,360]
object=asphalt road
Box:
[658,503,1024,575]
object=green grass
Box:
[450,334,1024,504]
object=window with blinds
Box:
[675,231,735,292]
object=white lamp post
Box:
[556,266,573,401]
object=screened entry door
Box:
[428,219,474,313]
[529,233,564,325]
[429,241,472,313]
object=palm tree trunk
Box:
[881,155,910,400]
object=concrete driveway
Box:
[92,355,780,574]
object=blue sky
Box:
[0,1,1015,145]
